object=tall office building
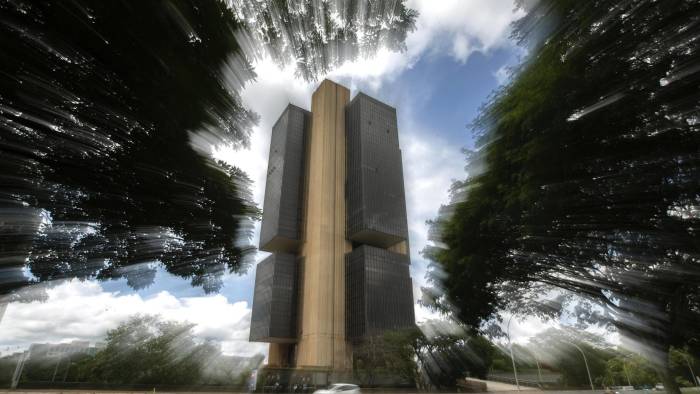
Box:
[250,80,414,383]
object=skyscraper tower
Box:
[250,80,414,384]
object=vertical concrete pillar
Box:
[296,80,351,370]
[268,343,291,367]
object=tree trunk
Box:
[661,286,691,394]
[658,347,681,394]
[0,301,7,324]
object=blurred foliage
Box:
[424,0,700,392]
[383,327,425,387]
[527,328,615,389]
[233,0,417,80]
[21,352,92,384]
[353,334,390,386]
[669,347,700,388]
[603,353,658,388]
[353,323,495,389]
[0,0,259,295]
[489,328,699,390]
[76,316,214,384]
[0,315,264,387]
[0,0,416,295]
[0,355,15,386]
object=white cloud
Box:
[214,58,316,258]
[326,0,523,91]
[452,34,472,63]
[402,131,464,265]
[498,311,620,346]
[494,64,511,85]
[504,314,560,344]
[216,60,315,209]
[414,303,445,324]
[327,48,412,92]
[407,0,523,62]
[0,280,267,358]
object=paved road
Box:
[464,378,537,392]
[2,388,699,394]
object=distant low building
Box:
[488,370,562,387]
[28,340,94,359]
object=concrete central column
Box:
[296,80,351,371]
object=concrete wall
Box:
[295,80,352,371]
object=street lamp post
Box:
[523,347,544,388]
[507,315,521,391]
[11,351,28,389]
[566,341,594,391]
[51,354,62,382]
[681,353,699,387]
[622,358,632,387]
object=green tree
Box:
[670,347,700,387]
[20,352,91,384]
[490,350,512,372]
[9,315,260,387]
[0,354,17,387]
[78,316,213,385]
[352,335,389,386]
[465,335,498,379]
[424,1,700,393]
[383,327,425,387]
[527,328,615,389]
[603,354,658,388]
[355,323,496,389]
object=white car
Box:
[313,383,360,394]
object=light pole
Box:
[507,315,521,391]
[11,351,28,389]
[622,356,632,387]
[565,341,594,391]
[51,354,62,382]
[523,347,544,388]
[681,353,699,386]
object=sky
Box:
[0,0,561,358]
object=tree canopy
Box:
[353,323,495,389]
[424,0,700,392]
[526,327,615,389]
[0,0,416,296]
[233,0,418,80]
[1,315,264,387]
[603,353,658,388]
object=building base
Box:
[256,366,355,392]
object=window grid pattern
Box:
[250,253,298,342]
[346,94,409,246]
[259,105,310,252]
[346,245,415,341]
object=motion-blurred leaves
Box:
[425,1,700,392]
